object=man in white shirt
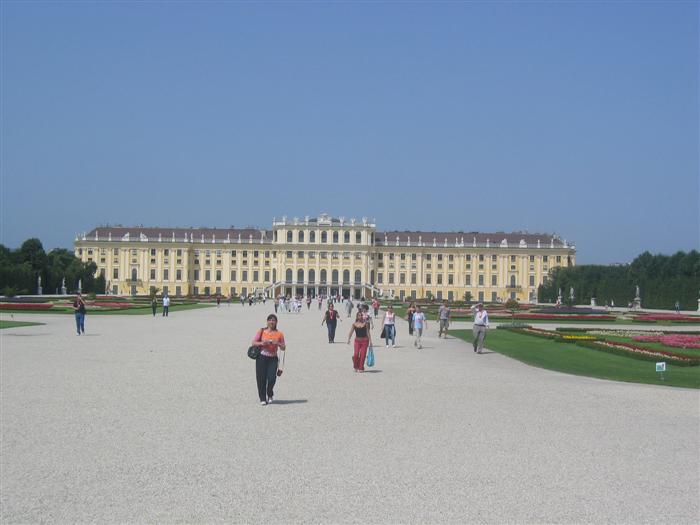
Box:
[470,302,489,353]
[412,306,427,349]
[162,294,170,317]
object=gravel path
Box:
[1,306,698,524]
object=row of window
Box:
[280,230,366,244]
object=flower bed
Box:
[89,302,135,308]
[633,314,700,322]
[633,334,700,349]
[0,303,53,310]
[575,340,700,366]
[494,314,616,321]
[561,335,596,341]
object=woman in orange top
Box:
[251,314,286,405]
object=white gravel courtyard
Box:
[1,304,698,523]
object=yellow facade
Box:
[74,214,576,303]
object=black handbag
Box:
[380,325,387,339]
[247,327,265,359]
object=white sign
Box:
[656,362,666,372]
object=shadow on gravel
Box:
[271,399,308,405]
[363,370,382,374]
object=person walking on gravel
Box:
[471,302,489,353]
[73,293,86,335]
[347,311,373,372]
[412,305,427,349]
[381,305,397,347]
[438,300,451,338]
[251,314,286,405]
[322,302,341,343]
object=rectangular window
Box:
[411,273,417,284]
[465,274,471,285]
[389,274,395,284]
[492,291,498,302]
[492,255,497,262]
[151,249,156,256]
[253,271,259,282]
[194,270,200,281]
[437,274,443,285]
[465,254,471,261]
[425,254,431,261]
[529,255,535,262]
[491,275,497,286]
[113,248,119,255]
[478,275,484,286]
[377,273,383,284]
[177,249,182,257]
[176,269,182,281]
[511,255,516,262]
[491,264,497,271]
[529,275,535,286]
[556,256,562,263]
[164,249,170,256]
[448,274,454,285]
[150,269,156,280]
[216,270,222,281]
[400,273,406,284]
[264,271,270,281]
[478,291,484,302]
[426,274,432,285]
[242,270,248,282]
[113,268,119,279]
[543,255,549,262]
[163,269,169,281]
[437,254,443,261]
[230,270,236,281]
[205,270,210,281]
[286,251,293,258]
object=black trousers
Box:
[256,355,279,401]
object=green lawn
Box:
[0,320,44,329]
[0,303,215,315]
[451,329,700,389]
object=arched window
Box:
[333,231,339,243]
[332,270,339,284]
[285,269,293,283]
[297,269,304,283]
[510,275,517,287]
[321,231,328,243]
[344,231,350,243]
[287,231,293,243]
[356,232,362,244]
[343,270,350,283]
[310,231,316,243]
[298,231,304,243]
[354,270,361,284]
[308,269,315,283]
[131,268,138,281]
[320,269,327,284]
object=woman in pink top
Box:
[251,314,286,405]
[381,305,397,347]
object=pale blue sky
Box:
[1,1,698,263]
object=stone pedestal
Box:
[61,285,67,295]
[37,286,42,295]
[590,298,596,307]
[632,298,642,310]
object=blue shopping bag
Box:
[366,345,375,367]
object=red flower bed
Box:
[500,314,616,321]
[0,303,53,310]
[633,334,700,349]
[89,302,135,308]
[633,314,700,322]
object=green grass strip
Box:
[0,320,44,329]
[451,329,700,389]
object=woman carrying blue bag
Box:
[347,311,373,372]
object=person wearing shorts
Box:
[438,300,451,338]
[412,306,427,349]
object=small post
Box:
[656,362,666,381]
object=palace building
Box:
[74,214,576,303]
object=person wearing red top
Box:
[251,314,286,405]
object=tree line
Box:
[0,238,103,296]
[539,250,700,310]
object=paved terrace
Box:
[1,305,698,523]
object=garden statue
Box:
[61,277,67,295]
[37,275,42,295]
[632,284,641,310]
[569,286,575,301]
[78,279,82,293]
